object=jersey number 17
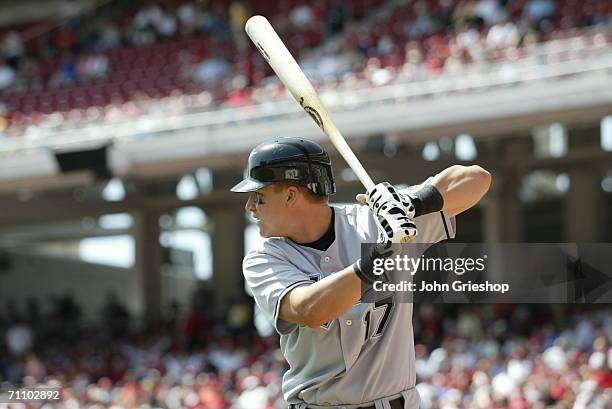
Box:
[363,296,394,340]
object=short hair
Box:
[273,183,329,204]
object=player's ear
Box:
[285,186,299,206]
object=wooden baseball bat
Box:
[245,15,375,191]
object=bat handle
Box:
[355,169,375,191]
[329,125,412,245]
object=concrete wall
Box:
[0,249,198,321]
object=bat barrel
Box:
[245,15,375,192]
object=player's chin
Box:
[257,224,271,238]
[259,225,281,238]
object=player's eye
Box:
[254,193,265,205]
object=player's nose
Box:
[245,193,256,212]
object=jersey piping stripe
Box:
[440,211,450,239]
[274,280,313,334]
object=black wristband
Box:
[353,244,394,285]
[411,184,444,217]
[352,259,375,286]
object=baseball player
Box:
[231,137,491,409]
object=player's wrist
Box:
[352,259,376,286]
[353,243,394,285]
[408,184,444,217]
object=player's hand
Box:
[353,241,396,285]
[357,182,417,243]
[357,182,416,219]
[375,201,418,243]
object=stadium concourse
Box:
[1,299,611,408]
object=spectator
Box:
[230,1,250,47]
[290,2,315,28]
[585,0,611,26]
[437,0,456,29]
[5,320,34,357]
[230,1,249,31]
[0,102,8,138]
[17,58,43,93]
[407,1,438,39]
[0,61,16,90]
[486,20,520,50]
[133,4,163,31]
[1,31,25,70]
[24,353,46,383]
[377,34,396,55]
[326,0,349,35]
[226,295,253,335]
[97,21,122,50]
[456,24,483,58]
[400,42,427,80]
[156,12,178,39]
[101,290,130,337]
[56,291,81,324]
[128,6,159,46]
[0,341,8,380]
[54,26,79,52]
[524,0,556,24]
[178,2,199,35]
[456,306,483,340]
[194,54,232,84]
[183,306,210,351]
[205,2,233,44]
[302,43,355,80]
[235,375,271,409]
[453,0,478,28]
[474,0,506,25]
[50,54,78,87]
[209,338,246,373]
[76,53,110,82]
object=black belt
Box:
[362,396,404,409]
[289,396,404,409]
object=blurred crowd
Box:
[0,0,370,95]
[0,0,610,137]
[1,292,611,408]
[413,304,611,408]
[0,289,288,409]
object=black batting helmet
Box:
[231,137,336,196]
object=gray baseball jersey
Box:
[243,183,456,408]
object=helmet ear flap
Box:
[305,163,336,196]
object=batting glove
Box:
[375,201,418,243]
[358,182,416,219]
